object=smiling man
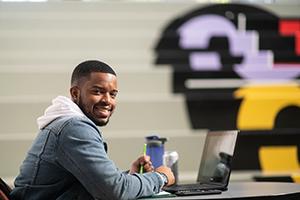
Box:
[10,60,175,200]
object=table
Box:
[143,182,300,199]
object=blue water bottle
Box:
[145,135,167,168]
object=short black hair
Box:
[71,60,117,86]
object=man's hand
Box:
[129,155,154,174]
[155,166,175,186]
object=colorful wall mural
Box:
[154,3,300,170]
[154,3,300,131]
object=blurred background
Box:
[0,0,299,186]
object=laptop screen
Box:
[196,130,238,186]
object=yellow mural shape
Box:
[292,174,300,183]
[259,146,300,183]
[259,145,300,171]
[234,83,300,130]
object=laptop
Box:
[163,130,239,196]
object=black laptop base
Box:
[164,183,224,196]
[173,189,222,196]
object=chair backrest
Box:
[0,178,12,200]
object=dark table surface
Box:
[143,181,300,200]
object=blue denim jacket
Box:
[10,116,163,200]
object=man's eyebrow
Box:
[91,85,118,93]
[90,85,103,90]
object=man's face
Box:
[72,72,118,126]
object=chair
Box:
[0,178,12,200]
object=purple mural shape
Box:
[178,14,300,80]
[190,52,222,70]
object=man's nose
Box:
[101,93,111,104]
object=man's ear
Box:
[70,86,80,103]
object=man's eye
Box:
[110,93,117,98]
[93,89,101,94]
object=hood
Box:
[37,96,85,129]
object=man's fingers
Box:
[144,163,154,172]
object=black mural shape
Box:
[232,130,300,170]
[275,106,300,129]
